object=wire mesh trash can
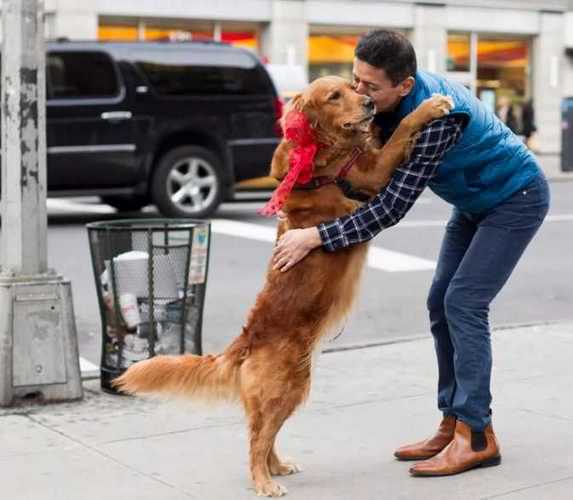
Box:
[86,219,211,393]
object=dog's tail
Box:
[113,336,249,403]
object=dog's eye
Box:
[328,91,341,101]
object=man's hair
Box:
[355,30,417,86]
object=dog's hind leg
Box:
[247,395,306,497]
[268,443,303,477]
[242,356,309,497]
[244,395,289,497]
[267,378,308,477]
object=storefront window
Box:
[477,38,529,99]
[220,32,258,51]
[98,24,138,41]
[446,32,530,133]
[477,38,529,132]
[308,34,361,82]
[447,33,471,72]
[98,21,258,51]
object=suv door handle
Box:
[101,111,132,121]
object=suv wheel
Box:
[151,146,224,218]
[100,194,149,212]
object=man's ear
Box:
[399,76,415,97]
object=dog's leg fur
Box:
[241,347,310,497]
[268,444,302,476]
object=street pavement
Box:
[1,321,573,500]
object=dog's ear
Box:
[270,92,320,181]
[280,93,319,130]
[269,95,307,181]
[289,93,304,111]
[269,141,290,180]
[279,93,304,131]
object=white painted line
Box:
[46,199,573,226]
[393,214,573,228]
[212,219,435,272]
[399,220,445,228]
[546,214,573,222]
[80,356,99,373]
[44,202,572,273]
[367,246,436,272]
[410,197,432,205]
[211,219,277,243]
[48,198,114,214]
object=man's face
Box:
[352,58,414,113]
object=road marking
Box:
[367,246,435,271]
[545,214,573,222]
[46,199,573,225]
[211,218,277,243]
[80,356,99,379]
[45,201,572,273]
[211,219,435,272]
[395,213,573,228]
[48,198,115,214]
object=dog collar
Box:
[336,146,364,179]
[293,146,366,201]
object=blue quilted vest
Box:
[376,71,541,213]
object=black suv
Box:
[42,40,282,217]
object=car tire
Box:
[100,194,149,212]
[151,146,225,219]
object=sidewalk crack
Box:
[517,407,573,423]
[103,420,244,445]
[482,473,573,499]
[25,414,197,498]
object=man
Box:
[271,30,549,477]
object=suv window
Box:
[136,50,272,96]
[47,51,119,99]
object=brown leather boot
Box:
[409,420,501,476]
[394,415,457,461]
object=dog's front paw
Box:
[256,480,288,497]
[431,94,454,117]
[418,94,454,122]
[270,461,303,476]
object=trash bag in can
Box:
[86,219,210,393]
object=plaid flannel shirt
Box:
[318,115,464,252]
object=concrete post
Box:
[47,0,98,40]
[0,0,82,406]
[532,11,565,155]
[410,3,447,75]
[260,0,309,75]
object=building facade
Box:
[2,0,572,156]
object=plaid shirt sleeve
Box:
[317,115,464,252]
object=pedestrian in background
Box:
[521,98,538,151]
[496,95,519,134]
[271,30,550,477]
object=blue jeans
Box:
[427,174,550,431]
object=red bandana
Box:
[259,110,319,216]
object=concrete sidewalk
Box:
[1,321,573,500]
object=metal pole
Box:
[1,0,47,276]
[0,0,82,406]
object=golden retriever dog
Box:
[114,76,453,497]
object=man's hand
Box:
[272,227,322,272]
